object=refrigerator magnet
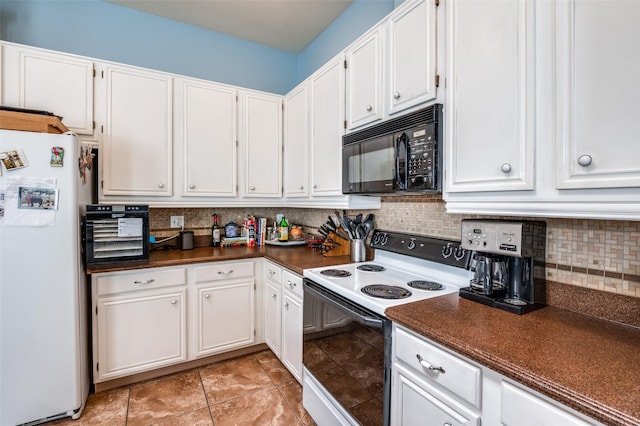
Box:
[51,146,64,167]
[0,149,28,171]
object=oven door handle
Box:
[304,281,384,329]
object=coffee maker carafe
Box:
[460,220,546,314]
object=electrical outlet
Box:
[170,216,184,228]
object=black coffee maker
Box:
[459,219,547,314]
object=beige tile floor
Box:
[47,350,315,426]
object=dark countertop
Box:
[88,247,640,425]
[386,295,640,426]
[86,245,354,276]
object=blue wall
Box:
[0,0,394,94]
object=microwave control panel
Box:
[403,123,436,189]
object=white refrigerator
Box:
[0,129,91,425]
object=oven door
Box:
[303,279,391,426]
[342,133,406,194]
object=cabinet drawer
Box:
[193,260,253,283]
[501,381,594,426]
[263,261,282,284]
[95,267,186,296]
[282,269,303,298]
[394,326,481,408]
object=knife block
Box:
[321,231,351,257]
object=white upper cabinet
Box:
[388,0,437,116]
[346,26,384,130]
[443,0,640,220]
[283,81,310,198]
[240,90,283,198]
[445,0,535,193]
[1,43,94,135]
[177,79,237,197]
[309,55,346,197]
[100,64,173,196]
[554,0,640,189]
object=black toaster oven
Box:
[83,204,149,267]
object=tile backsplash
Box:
[151,195,640,298]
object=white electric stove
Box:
[301,230,472,426]
[303,230,471,317]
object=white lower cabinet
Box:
[262,261,304,382]
[92,260,259,383]
[192,260,255,357]
[392,324,602,426]
[92,267,188,382]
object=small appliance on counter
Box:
[459,219,547,314]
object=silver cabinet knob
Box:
[366,105,372,112]
[299,185,304,190]
[171,299,177,305]
[284,301,289,308]
[313,184,317,189]
[250,186,256,191]
[288,280,296,288]
[158,183,165,188]
[393,91,401,99]
[204,293,210,299]
[189,184,195,189]
[578,154,593,166]
[272,293,277,299]
[500,163,512,173]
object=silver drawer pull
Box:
[578,154,592,166]
[171,299,177,305]
[204,294,210,299]
[217,270,234,275]
[416,354,445,374]
[133,279,155,285]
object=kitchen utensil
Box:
[362,219,374,239]
[339,216,354,239]
[355,224,366,239]
[354,213,362,225]
[327,215,338,230]
[335,228,351,241]
[363,213,374,223]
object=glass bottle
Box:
[211,214,221,247]
[278,215,289,242]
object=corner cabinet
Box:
[309,54,346,197]
[391,324,601,426]
[99,63,173,197]
[239,90,283,198]
[262,261,304,382]
[443,0,640,220]
[0,42,95,135]
[283,81,310,198]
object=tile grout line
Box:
[254,352,305,426]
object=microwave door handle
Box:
[395,133,408,190]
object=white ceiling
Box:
[105,0,354,53]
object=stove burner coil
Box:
[407,280,444,291]
[361,285,412,299]
[320,269,352,278]
[356,264,386,272]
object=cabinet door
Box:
[180,79,236,197]
[241,91,282,197]
[13,47,94,134]
[283,82,309,197]
[555,0,640,189]
[445,0,535,193]
[197,280,255,356]
[388,0,437,115]
[263,279,281,357]
[102,64,172,196]
[309,56,345,196]
[95,289,186,381]
[346,26,383,130]
[282,291,303,382]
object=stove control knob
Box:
[408,238,416,250]
[454,246,466,261]
[442,243,453,258]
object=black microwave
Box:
[83,204,150,268]
[342,104,442,195]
